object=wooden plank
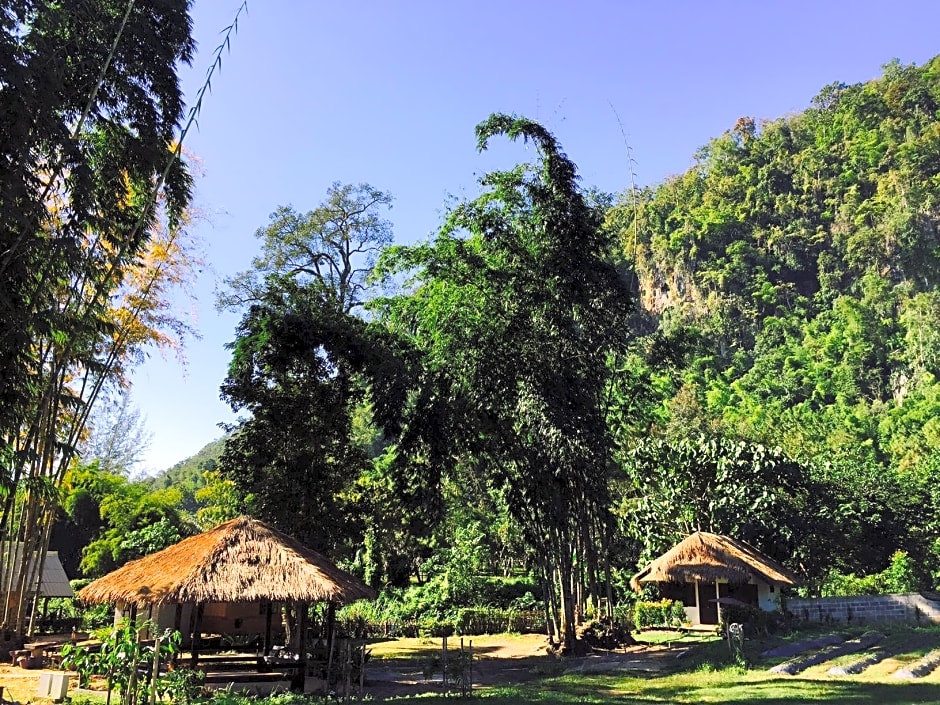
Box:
[202,671,288,684]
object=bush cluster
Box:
[634,599,687,629]
[820,550,920,597]
[719,603,789,635]
[337,575,544,637]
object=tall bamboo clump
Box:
[0,1,246,636]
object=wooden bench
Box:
[202,670,289,685]
[195,653,264,670]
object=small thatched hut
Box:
[79,516,374,673]
[631,531,798,625]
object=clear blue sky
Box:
[129,0,940,473]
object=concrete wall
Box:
[787,593,940,625]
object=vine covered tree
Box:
[217,184,408,558]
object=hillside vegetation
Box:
[606,56,940,581]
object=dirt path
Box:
[362,634,680,700]
[0,635,682,702]
[0,664,78,703]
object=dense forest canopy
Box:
[606,56,940,583]
[18,46,940,646]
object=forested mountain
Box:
[146,436,228,511]
[607,57,940,582]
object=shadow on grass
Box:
[401,675,940,705]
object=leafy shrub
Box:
[576,617,635,648]
[337,573,546,637]
[479,576,539,607]
[820,550,921,596]
[61,619,181,703]
[612,602,637,624]
[453,607,545,635]
[634,599,687,629]
[719,603,788,635]
[420,618,455,638]
[201,687,255,705]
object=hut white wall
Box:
[152,603,196,640]
[758,581,780,611]
[687,582,701,624]
[114,603,197,644]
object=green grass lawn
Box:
[481,670,940,704]
[389,669,940,705]
[365,626,940,704]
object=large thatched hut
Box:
[79,516,373,668]
[631,531,798,625]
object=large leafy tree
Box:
[53,460,187,579]
[621,435,817,569]
[0,0,194,446]
[372,115,634,651]
[218,184,408,558]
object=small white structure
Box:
[1,544,74,599]
[37,671,69,702]
[631,531,799,625]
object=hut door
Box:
[697,582,728,625]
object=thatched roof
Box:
[631,531,799,592]
[78,516,374,606]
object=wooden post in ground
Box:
[190,603,203,668]
[149,633,161,705]
[263,601,273,656]
[326,625,336,693]
[291,602,308,692]
[359,641,365,695]
[442,634,448,688]
[344,640,351,702]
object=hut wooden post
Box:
[715,582,721,626]
[190,603,204,667]
[263,601,273,656]
[149,632,161,705]
[290,601,308,692]
[326,601,336,648]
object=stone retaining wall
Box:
[786,593,940,625]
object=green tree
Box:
[372,115,634,652]
[621,435,816,571]
[52,460,188,578]
[0,0,241,635]
[82,392,154,476]
[217,184,407,559]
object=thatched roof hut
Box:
[631,531,799,592]
[78,516,374,606]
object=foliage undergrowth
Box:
[633,599,687,630]
[819,550,920,597]
[338,575,544,637]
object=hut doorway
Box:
[727,582,759,607]
[698,582,728,625]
